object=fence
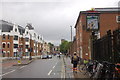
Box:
[92,29,120,63]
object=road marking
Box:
[48,61,58,76]
[53,66,55,69]
[48,70,52,75]
[19,65,27,69]
[61,58,65,78]
[1,70,16,77]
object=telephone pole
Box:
[70,26,72,42]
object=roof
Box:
[0,20,25,34]
[0,20,13,32]
[18,26,25,35]
[26,23,34,30]
[75,7,120,28]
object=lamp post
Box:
[29,33,32,60]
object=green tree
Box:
[48,42,54,53]
[60,40,71,53]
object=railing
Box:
[92,29,120,63]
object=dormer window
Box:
[15,28,17,32]
[26,31,28,34]
[38,36,39,39]
[34,33,36,38]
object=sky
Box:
[0,0,119,46]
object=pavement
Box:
[2,58,34,68]
[64,56,90,79]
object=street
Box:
[2,56,65,78]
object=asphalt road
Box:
[2,56,65,78]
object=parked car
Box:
[41,55,48,59]
[48,55,52,59]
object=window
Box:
[26,31,28,34]
[7,43,9,48]
[2,34,5,40]
[14,35,18,40]
[26,45,29,48]
[116,16,120,23]
[25,38,29,42]
[34,33,36,38]
[3,43,5,48]
[8,35,10,39]
[14,44,18,48]
[15,28,17,32]
[38,36,39,39]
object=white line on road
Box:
[53,66,55,69]
[19,65,26,69]
[1,70,16,76]
[48,70,52,75]
[48,61,58,76]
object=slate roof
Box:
[26,23,34,30]
[0,20,13,32]
[0,20,25,34]
[18,26,25,35]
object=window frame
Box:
[2,34,6,40]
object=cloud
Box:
[1,0,119,45]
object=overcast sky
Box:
[0,0,119,46]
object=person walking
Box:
[71,52,79,73]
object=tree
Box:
[48,42,54,53]
[60,40,71,53]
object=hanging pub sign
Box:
[86,15,99,30]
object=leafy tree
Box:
[60,40,71,53]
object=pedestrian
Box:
[82,59,89,70]
[71,52,79,73]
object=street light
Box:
[29,33,32,60]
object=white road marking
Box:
[48,70,52,75]
[53,66,55,69]
[48,62,58,76]
[1,70,16,76]
[19,65,26,69]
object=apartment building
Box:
[74,8,120,59]
[0,20,45,57]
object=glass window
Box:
[25,38,29,42]
[14,44,18,48]
[8,35,10,39]
[3,43,5,48]
[2,34,5,40]
[26,45,29,48]
[8,43,10,48]
[14,35,18,40]
[15,28,17,32]
[116,16,120,23]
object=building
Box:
[42,42,50,55]
[52,46,60,54]
[0,25,2,57]
[0,20,46,58]
[75,8,120,59]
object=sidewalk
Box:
[64,56,90,79]
[2,58,34,67]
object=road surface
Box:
[2,56,65,78]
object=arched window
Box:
[15,28,17,32]
[8,35,10,39]
[8,43,10,48]
[2,34,5,40]
[3,43,5,48]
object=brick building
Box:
[74,8,120,59]
[0,20,46,58]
